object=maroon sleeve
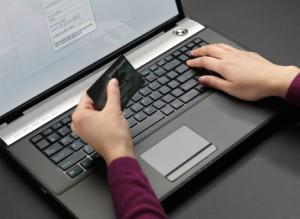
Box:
[286,73,300,107]
[107,157,168,219]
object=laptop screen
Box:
[0,0,179,118]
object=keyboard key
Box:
[43,128,53,136]
[146,73,157,82]
[157,76,169,85]
[144,106,157,116]
[62,116,71,124]
[126,100,134,108]
[47,133,60,143]
[177,70,195,83]
[80,158,94,169]
[173,51,181,57]
[131,103,143,113]
[163,59,181,71]
[175,64,189,74]
[192,46,199,51]
[128,117,138,128]
[168,80,180,89]
[91,153,100,160]
[60,136,74,146]
[181,79,198,91]
[149,81,161,90]
[44,143,63,157]
[187,42,195,48]
[124,109,134,119]
[153,100,166,109]
[59,151,86,171]
[171,88,184,97]
[149,64,158,71]
[70,132,79,140]
[195,84,206,92]
[81,139,88,145]
[193,38,202,44]
[180,89,200,103]
[67,165,84,179]
[31,135,43,144]
[51,148,73,164]
[178,54,189,62]
[166,71,178,79]
[157,60,166,66]
[171,99,184,110]
[200,41,208,46]
[164,55,173,62]
[36,139,50,150]
[52,122,63,130]
[185,50,192,57]
[159,86,171,95]
[139,87,152,96]
[131,112,165,138]
[134,112,147,122]
[162,94,175,103]
[180,46,188,53]
[83,145,95,155]
[140,97,153,107]
[150,91,162,101]
[161,105,175,116]
[154,68,167,77]
[58,126,71,136]
[71,140,84,151]
[132,93,143,102]
[141,69,151,77]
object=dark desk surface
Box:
[1,0,300,218]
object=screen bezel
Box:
[0,0,185,123]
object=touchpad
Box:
[141,126,210,177]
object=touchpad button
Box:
[141,126,210,176]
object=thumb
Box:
[105,78,121,111]
[199,75,231,93]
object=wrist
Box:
[269,65,300,98]
[104,143,135,165]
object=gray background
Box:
[1,0,300,218]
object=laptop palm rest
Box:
[141,126,217,182]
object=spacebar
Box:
[131,112,165,138]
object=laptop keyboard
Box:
[30,37,210,180]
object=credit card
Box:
[87,55,145,110]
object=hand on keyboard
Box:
[187,44,300,101]
[72,79,135,165]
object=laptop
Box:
[0,0,278,218]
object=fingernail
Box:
[186,60,192,65]
[198,76,206,83]
[191,50,196,56]
[111,78,119,87]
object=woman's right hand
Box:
[71,79,135,165]
[187,44,300,101]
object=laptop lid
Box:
[0,0,184,123]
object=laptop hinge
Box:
[1,111,24,125]
[163,20,178,33]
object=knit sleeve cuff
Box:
[286,73,300,107]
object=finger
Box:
[191,44,228,59]
[76,93,95,111]
[105,78,121,111]
[199,75,231,93]
[71,123,78,135]
[187,56,222,73]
